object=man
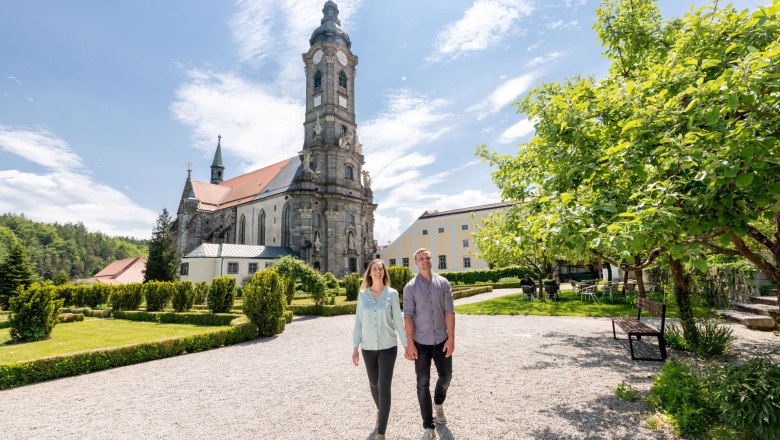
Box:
[403,248,455,440]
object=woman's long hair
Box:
[361,259,391,289]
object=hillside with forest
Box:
[0,213,148,282]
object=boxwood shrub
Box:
[208,276,236,313]
[344,273,361,301]
[144,281,175,312]
[57,313,85,323]
[112,310,240,326]
[193,281,208,305]
[288,302,356,316]
[387,266,413,291]
[172,281,195,312]
[110,283,144,311]
[451,286,492,300]
[9,282,63,342]
[243,270,286,337]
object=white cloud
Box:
[428,0,534,63]
[0,127,157,238]
[547,19,579,30]
[6,76,23,86]
[526,51,565,68]
[468,73,537,119]
[170,70,305,172]
[498,118,536,144]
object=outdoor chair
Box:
[580,284,599,302]
[544,284,558,301]
[521,285,534,300]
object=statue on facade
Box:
[363,237,371,255]
[362,170,371,187]
[313,231,321,253]
[338,130,354,150]
[347,231,355,251]
[302,150,312,173]
[313,113,322,137]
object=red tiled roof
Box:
[91,257,147,285]
[191,157,293,211]
[418,201,515,219]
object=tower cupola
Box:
[309,1,351,48]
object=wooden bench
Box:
[611,297,667,361]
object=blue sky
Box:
[0,0,767,243]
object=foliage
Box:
[439,266,531,285]
[111,310,240,326]
[207,276,236,313]
[663,323,688,351]
[271,255,327,305]
[387,266,413,292]
[144,208,179,282]
[242,270,286,337]
[648,360,714,437]
[664,319,735,357]
[0,213,147,283]
[57,313,84,323]
[707,357,780,440]
[109,283,144,311]
[323,272,339,289]
[287,303,357,316]
[171,281,195,312]
[0,242,37,309]
[8,282,63,342]
[143,281,175,312]
[343,273,361,301]
[193,281,208,305]
[613,381,639,401]
[0,319,258,389]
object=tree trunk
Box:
[606,263,613,281]
[634,256,646,298]
[621,268,629,297]
[670,256,698,345]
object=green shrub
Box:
[112,310,239,326]
[144,281,175,312]
[110,283,144,311]
[57,313,84,323]
[439,266,530,285]
[323,272,338,289]
[614,381,639,401]
[208,276,236,313]
[243,270,287,337]
[694,319,735,357]
[344,273,361,301]
[451,286,492,299]
[664,323,689,351]
[193,282,208,305]
[707,357,780,440]
[648,360,714,437]
[8,282,63,342]
[387,266,414,291]
[280,277,295,305]
[283,310,293,323]
[172,281,195,312]
[287,302,356,316]
[497,277,521,283]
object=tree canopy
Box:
[144,208,179,282]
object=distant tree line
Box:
[0,213,148,282]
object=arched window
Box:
[282,204,292,247]
[258,210,266,245]
[313,212,321,227]
[348,214,355,226]
[341,124,348,136]
[238,214,246,244]
[345,165,354,180]
[314,70,322,89]
[338,71,347,88]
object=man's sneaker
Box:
[421,428,437,440]
[434,403,447,425]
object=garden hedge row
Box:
[0,319,259,389]
[452,286,493,300]
[440,267,530,285]
[111,310,240,326]
[288,302,357,316]
[57,313,84,323]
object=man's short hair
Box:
[413,248,431,261]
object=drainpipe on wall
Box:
[219,243,224,276]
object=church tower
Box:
[210,136,224,184]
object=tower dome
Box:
[309,1,351,48]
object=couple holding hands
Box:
[352,249,455,440]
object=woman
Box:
[352,259,407,440]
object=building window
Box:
[462,224,469,231]
[345,165,354,180]
[338,70,347,88]
[341,124,348,136]
[463,257,471,268]
[402,258,409,267]
[238,214,246,244]
[438,255,447,270]
[227,262,239,274]
[314,70,322,89]
[348,213,355,226]
[313,261,321,270]
[248,262,258,274]
[349,258,357,273]
[462,239,469,248]
[282,204,291,247]
[258,210,266,245]
[180,263,189,275]
[389,259,396,266]
[422,229,428,235]
[438,227,444,233]
[313,212,321,227]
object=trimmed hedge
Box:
[387,266,413,291]
[283,310,293,323]
[452,286,492,300]
[172,281,195,312]
[243,270,286,337]
[344,273,361,301]
[288,302,357,316]
[112,310,240,326]
[58,313,85,323]
[0,320,10,329]
[0,319,259,389]
[208,276,236,313]
[9,282,62,342]
[109,283,144,311]
[144,281,176,312]
[440,266,531,285]
[60,307,111,318]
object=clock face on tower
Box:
[313,49,323,64]
[336,50,347,66]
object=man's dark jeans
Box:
[414,339,452,429]
[362,346,397,435]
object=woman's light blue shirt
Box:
[352,286,407,350]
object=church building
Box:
[174,1,377,277]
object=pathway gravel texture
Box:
[1,289,777,440]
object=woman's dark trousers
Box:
[362,346,397,435]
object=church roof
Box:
[184,243,298,259]
[89,256,147,284]
[418,201,516,219]
[190,156,299,212]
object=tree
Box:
[144,208,179,282]
[0,242,36,309]
[478,0,780,342]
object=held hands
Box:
[404,344,418,361]
[352,347,359,366]
[443,338,455,358]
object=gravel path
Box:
[1,290,776,440]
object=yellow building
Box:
[380,202,512,272]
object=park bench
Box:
[611,297,667,361]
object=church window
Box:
[282,204,292,247]
[238,214,246,244]
[345,165,354,180]
[313,212,321,227]
[349,258,357,273]
[348,214,355,226]
[258,211,266,245]
[338,71,347,88]
[313,261,321,270]
[314,70,322,89]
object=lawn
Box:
[455,291,713,318]
[0,318,230,364]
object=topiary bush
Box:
[208,276,236,313]
[344,273,361,301]
[110,283,144,311]
[8,282,63,342]
[144,281,175,312]
[193,281,208,305]
[242,270,286,337]
[387,266,413,291]
[323,272,339,289]
[172,281,195,312]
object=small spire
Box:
[186,161,192,179]
[210,135,225,184]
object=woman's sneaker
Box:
[421,428,436,440]
[434,404,447,425]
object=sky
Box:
[0,0,768,243]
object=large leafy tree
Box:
[144,208,179,282]
[0,242,37,309]
[479,0,780,342]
